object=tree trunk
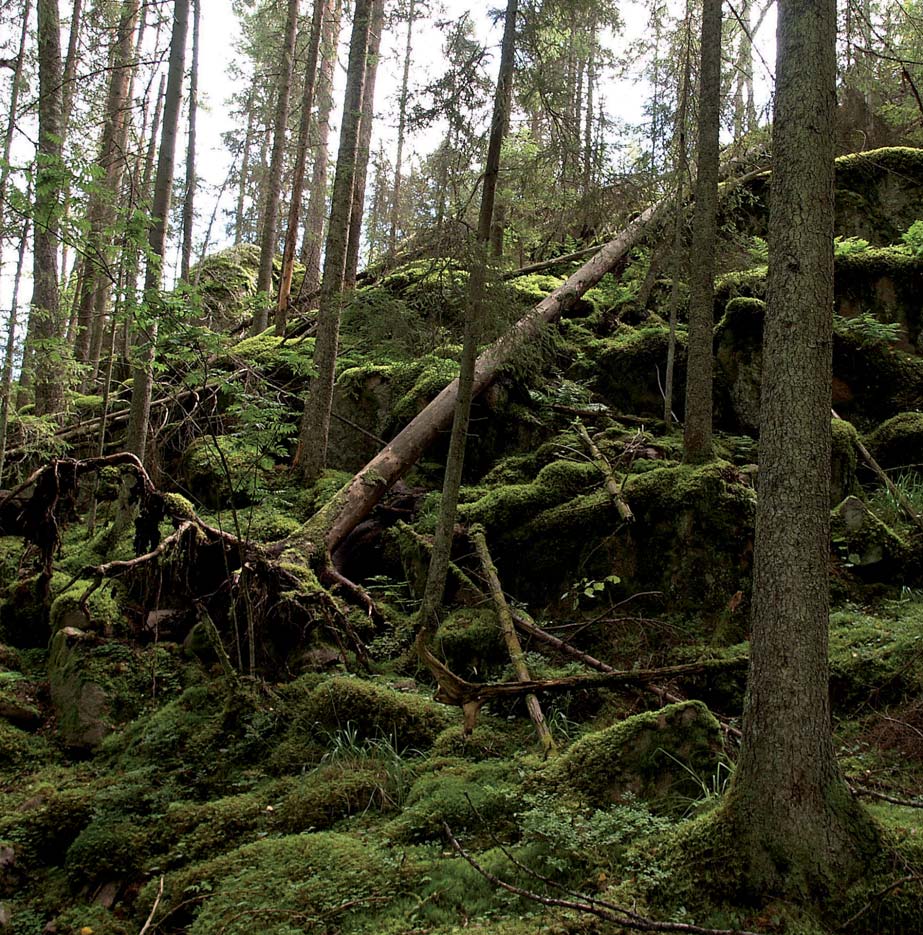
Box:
[388,0,415,254]
[253,0,301,333]
[234,85,257,246]
[0,214,30,481]
[31,0,66,418]
[57,0,83,278]
[683,0,722,463]
[126,0,190,462]
[300,192,669,560]
[344,0,385,289]
[275,0,326,333]
[415,0,520,636]
[73,0,140,369]
[180,0,201,282]
[300,0,343,289]
[723,0,878,896]
[663,13,691,430]
[297,0,373,483]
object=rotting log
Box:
[303,197,672,558]
[471,523,556,756]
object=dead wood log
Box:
[296,197,672,560]
[575,419,634,522]
[471,524,556,756]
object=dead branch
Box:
[443,822,765,935]
[837,874,923,931]
[139,874,164,935]
[471,524,556,756]
[575,419,634,521]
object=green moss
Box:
[181,435,276,508]
[237,503,302,541]
[226,329,317,379]
[0,718,53,770]
[829,605,923,710]
[431,721,520,760]
[48,580,125,635]
[542,701,724,813]
[434,608,504,679]
[509,273,565,306]
[714,267,767,310]
[831,418,859,505]
[865,412,923,472]
[162,492,197,520]
[831,496,910,582]
[386,759,520,842]
[149,831,409,935]
[295,676,455,750]
[459,458,598,530]
[391,356,460,422]
[64,817,148,887]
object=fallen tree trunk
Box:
[295,198,671,558]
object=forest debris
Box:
[470,523,556,757]
[575,419,634,521]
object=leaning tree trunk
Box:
[252,0,301,334]
[290,196,669,558]
[721,0,879,897]
[126,0,190,462]
[297,0,373,483]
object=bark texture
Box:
[683,0,721,462]
[724,0,877,895]
[253,0,301,333]
[297,0,373,482]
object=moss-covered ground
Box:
[2,149,923,934]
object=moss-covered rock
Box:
[49,632,185,752]
[148,831,409,935]
[831,496,911,583]
[542,701,725,813]
[831,418,860,506]
[620,462,756,625]
[714,296,765,433]
[865,411,923,474]
[295,676,455,751]
[387,759,520,842]
[226,328,317,381]
[435,607,504,680]
[48,581,125,636]
[594,325,687,416]
[829,605,923,710]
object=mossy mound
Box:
[865,411,923,473]
[831,418,860,505]
[541,701,725,814]
[48,580,126,635]
[386,758,520,842]
[621,462,756,624]
[293,676,456,751]
[49,632,186,752]
[829,605,923,710]
[146,830,410,935]
[435,607,505,679]
[226,328,317,381]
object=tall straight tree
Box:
[126,0,190,462]
[416,0,519,637]
[721,0,878,895]
[73,0,140,369]
[300,0,343,290]
[388,0,416,253]
[253,0,301,333]
[297,0,373,482]
[275,0,327,333]
[344,0,386,288]
[181,0,201,281]
[31,0,66,418]
[683,0,721,463]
